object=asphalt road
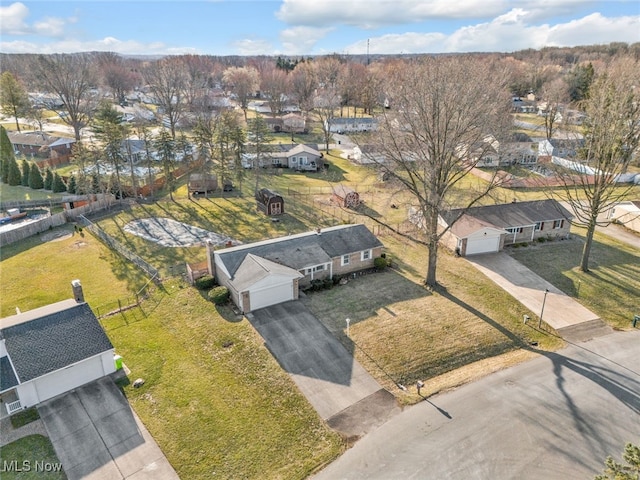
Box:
[313,330,640,480]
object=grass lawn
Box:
[108,279,342,479]
[0,435,67,480]
[0,184,66,203]
[1,226,343,480]
[508,227,640,330]
[303,232,565,403]
[0,224,149,317]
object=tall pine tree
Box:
[21,159,30,186]
[52,172,67,193]
[44,168,53,190]
[8,157,21,185]
[0,125,15,183]
[29,163,44,189]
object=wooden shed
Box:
[188,173,218,194]
[332,185,360,208]
[256,188,284,216]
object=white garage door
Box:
[250,282,293,311]
[33,356,104,403]
[466,235,501,255]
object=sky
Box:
[0,0,639,56]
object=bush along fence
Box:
[78,214,161,281]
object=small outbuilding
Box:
[332,185,360,208]
[256,188,284,216]
[188,173,218,194]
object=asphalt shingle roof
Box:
[1,302,113,383]
[442,199,573,229]
[0,356,18,392]
[216,224,383,278]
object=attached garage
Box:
[245,277,297,311]
[464,229,504,255]
[229,254,303,313]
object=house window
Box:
[313,265,325,272]
[534,222,543,231]
[341,254,350,266]
[361,249,372,261]
[553,220,564,229]
[291,157,298,163]
[506,227,523,234]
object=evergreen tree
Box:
[21,159,30,186]
[67,175,77,194]
[0,125,15,183]
[91,173,100,194]
[8,157,22,185]
[28,163,44,189]
[566,62,595,102]
[44,168,53,190]
[52,172,67,193]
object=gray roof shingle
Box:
[0,356,18,392]
[1,302,113,383]
[216,224,383,278]
[442,199,573,229]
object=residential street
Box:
[313,330,640,480]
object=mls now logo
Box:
[1,460,63,473]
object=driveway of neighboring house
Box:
[248,301,400,437]
[466,252,612,342]
[37,376,179,480]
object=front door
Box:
[270,202,281,215]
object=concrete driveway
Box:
[248,301,399,436]
[38,376,179,480]
[467,252,612,342]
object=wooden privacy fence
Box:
[0,197,117,247]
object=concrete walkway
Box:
[467,253,612,342]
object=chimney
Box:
[71,279,85,303]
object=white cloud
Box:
[345,32,447,54]
[232,38,275,56]
[344,9,640,54]
[279,26,333,54]
[0,2,30,34]
[0,2,74,38]
[0,37,195,55]
[545,13,640,47]
[276,0,508,28]
[33,17,66,37]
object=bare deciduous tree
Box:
[260,67,290,116]
[366,57,512,287]
[551,57,640,272]
[143,57,187,139]
[222,66,259,120]
[33,54,97,141]
[290,61,317,116]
